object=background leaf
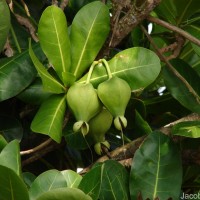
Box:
[38,5,71,79]
[61,170,82,188]
[78,47,161,91]
[172,121,200,138]
[79,160,130,200]
[29,169,68,200]
[130,131,182,200]
[0,165,29,200]
[0,43,44,101]
[0,0,10,51]
[31,94,66,143]
[0,140,21,176]
[70,1,110,79]
[162,59,200,113]
[0,115,23,142]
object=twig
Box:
[147,15,200,47]
[60,0,69,10]
[20,138,53,156]
[140,25,200,104]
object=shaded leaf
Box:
[29,41,66,94]
[0,135,7,151]
[70,1,110,79]
[78,47,161,91]
[29,169,68,200]
[23,172,36,188]
[17,78,53,105]
[0,115,23,142]
[79,160,130,200]
[0,0,10,51]
[163,59,200,113]
[31,94,66,143]
[0,43,44,101]
[0,165,29,200]
[36,188,92,200]
[172,121,200,138]
[61,170,82,188]
[0,140,21,176]
[130,131,182,200]
[38,5,71,79]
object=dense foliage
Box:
[0,0,200,199]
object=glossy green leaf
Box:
[38,5,71,79]
[0,0,10,51]
[0,140,21,176]
[31,95,66,143]
[79,160,129,200]
[78,47,161,91]
[130,131,182,200]
[29,169,68,200]
[0,135,7,151]
[155,0,200,25]
[0,165,29,200]
[17,78,53,105]
[163,59,200,113]
[29,41,66,94]
[36,188,92,200]
[70,1,110,79]
[0,115,23,142]
[23,172,36,188]
[172,121,200,138]
[0,43,43,101]
[61,170,82,188]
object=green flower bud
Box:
[67,83,101,135]
[97,77,131,130]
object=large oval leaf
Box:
[0,165,29,200]
[38,5,71,80]
[78,47,161,91]
[0,43,44,101]
[79,160,129,200]
[29,169,68,200]
[29,41,66,94]
[31,94,66,143]
[0,140,21,176]
[70,1,110,79]
[130,131,182,200]
[162,59,200,113]
[0,0,10,51]
[36,188,92,200]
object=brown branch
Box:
[20,138,53,156]
[110,0,162,48]
[60,0,69,10]
[147,15,200,47]
[140,25,200,104]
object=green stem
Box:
[101,59,112,79]
[86,61,98,84]
[10,25,21,53]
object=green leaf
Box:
[78,47,161,91]
[163,59,200,113]
[31,94,66,143]
[130,131,182,200]
[0,135,7,151]
[61,170,82,188]
[0,115,23,142]
[79,160,129,200]
[0,140,21,176]
[29,169,68,200]
[38,5,71,80]
[0,0,10,51]
[172,121,200,138]
[29,40,66,94]
[0,43,43,101]
[70,1,110,79]
[36,188,92,200]
[17,78,53,105]
[0,165,29,200]
[23,172,36,188]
